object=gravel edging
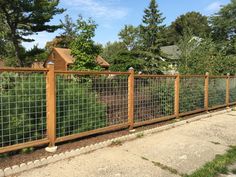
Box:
[0,109,232,177]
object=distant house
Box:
[160,45,181,74]
[31,61,44,69]
[45,47,110,70]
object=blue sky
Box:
[23,0,230,50]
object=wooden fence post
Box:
[174,73,180,119]
[46,62,56,147]
[128,67,134,129]
[226,73,230,108]
[204,72,209,112]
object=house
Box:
[160,45,181,74]
[31,61,44,69]
[45,47,110,70]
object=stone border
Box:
[0,109,233,177]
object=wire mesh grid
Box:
[179,76,205,113]
[208,77,226,108]
[134,76,175,123]
[229,77,236,103]
[0,72,47,148]
[56,74,129,137]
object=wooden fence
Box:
[0,64,236,154]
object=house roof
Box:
[53,47,110,67]
[160,45,181,60]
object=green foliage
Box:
[56,76,106,136]
[24,45,48,67]
[0,0,64,66]
[118,25,140,51]
[140,0,166,53]
[70,15,102,71]
[210,0,236,41]
[177,36,236,75]
[0,73,106,146]
[168,11,211,44]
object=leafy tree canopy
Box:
[168,11,211,44]
[0,0,65,66]
[70,15,102,71]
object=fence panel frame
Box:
[0,67,49,154]
[1,66,236,154]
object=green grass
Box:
[185,146,236,177]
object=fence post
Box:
[46,62,56,148]
[204,72,209,112]
[226,73,230,108]
[174,73,180,119]
[128,67,134,129]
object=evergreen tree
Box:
[139,0,167,74]
[140,0,166,53]
[0,0,64,66]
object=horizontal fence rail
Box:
[0,66,236,154]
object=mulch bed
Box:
[0,108,226,169]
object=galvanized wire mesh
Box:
[179,76,205,113]
[208,77,226,107]
[134,77,175,123]
[56,74,128,137]
[230,77,236,103]
[0,72,47,148]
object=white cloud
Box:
[63,0,128,20]
[205,1,222,12]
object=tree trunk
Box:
[12,37,24,67]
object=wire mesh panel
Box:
[56,74,128,138]
[0,72,47,148]
[179,76,205,113]
[134,76,175,123]
[230,77,236,103]
[208,77,226,108]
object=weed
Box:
[110,140,123,146]
[136,133,144,138]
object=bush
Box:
[0,73,107,147]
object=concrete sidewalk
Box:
[15,112,236,177]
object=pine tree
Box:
[140,0,166,54]
[0,0,65,66]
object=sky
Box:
[22,0,231,50]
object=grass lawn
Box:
[185,146,236,177]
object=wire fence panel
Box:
[0,72,47,148]
[179,76,205,113]
[209,77,226,108]
[230,77,236,103]
[56,74,128,138]
[134,77,175,123]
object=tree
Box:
[24,45,48,66]
[210,0,236,55]
[45,15,77,52]
[140,0,166,53]
[168,12,211,44]
[70,15,102,71]
[118,25,140,51]
[210,0,236,42]
[0,0,64,66]
[177,35,236,75]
